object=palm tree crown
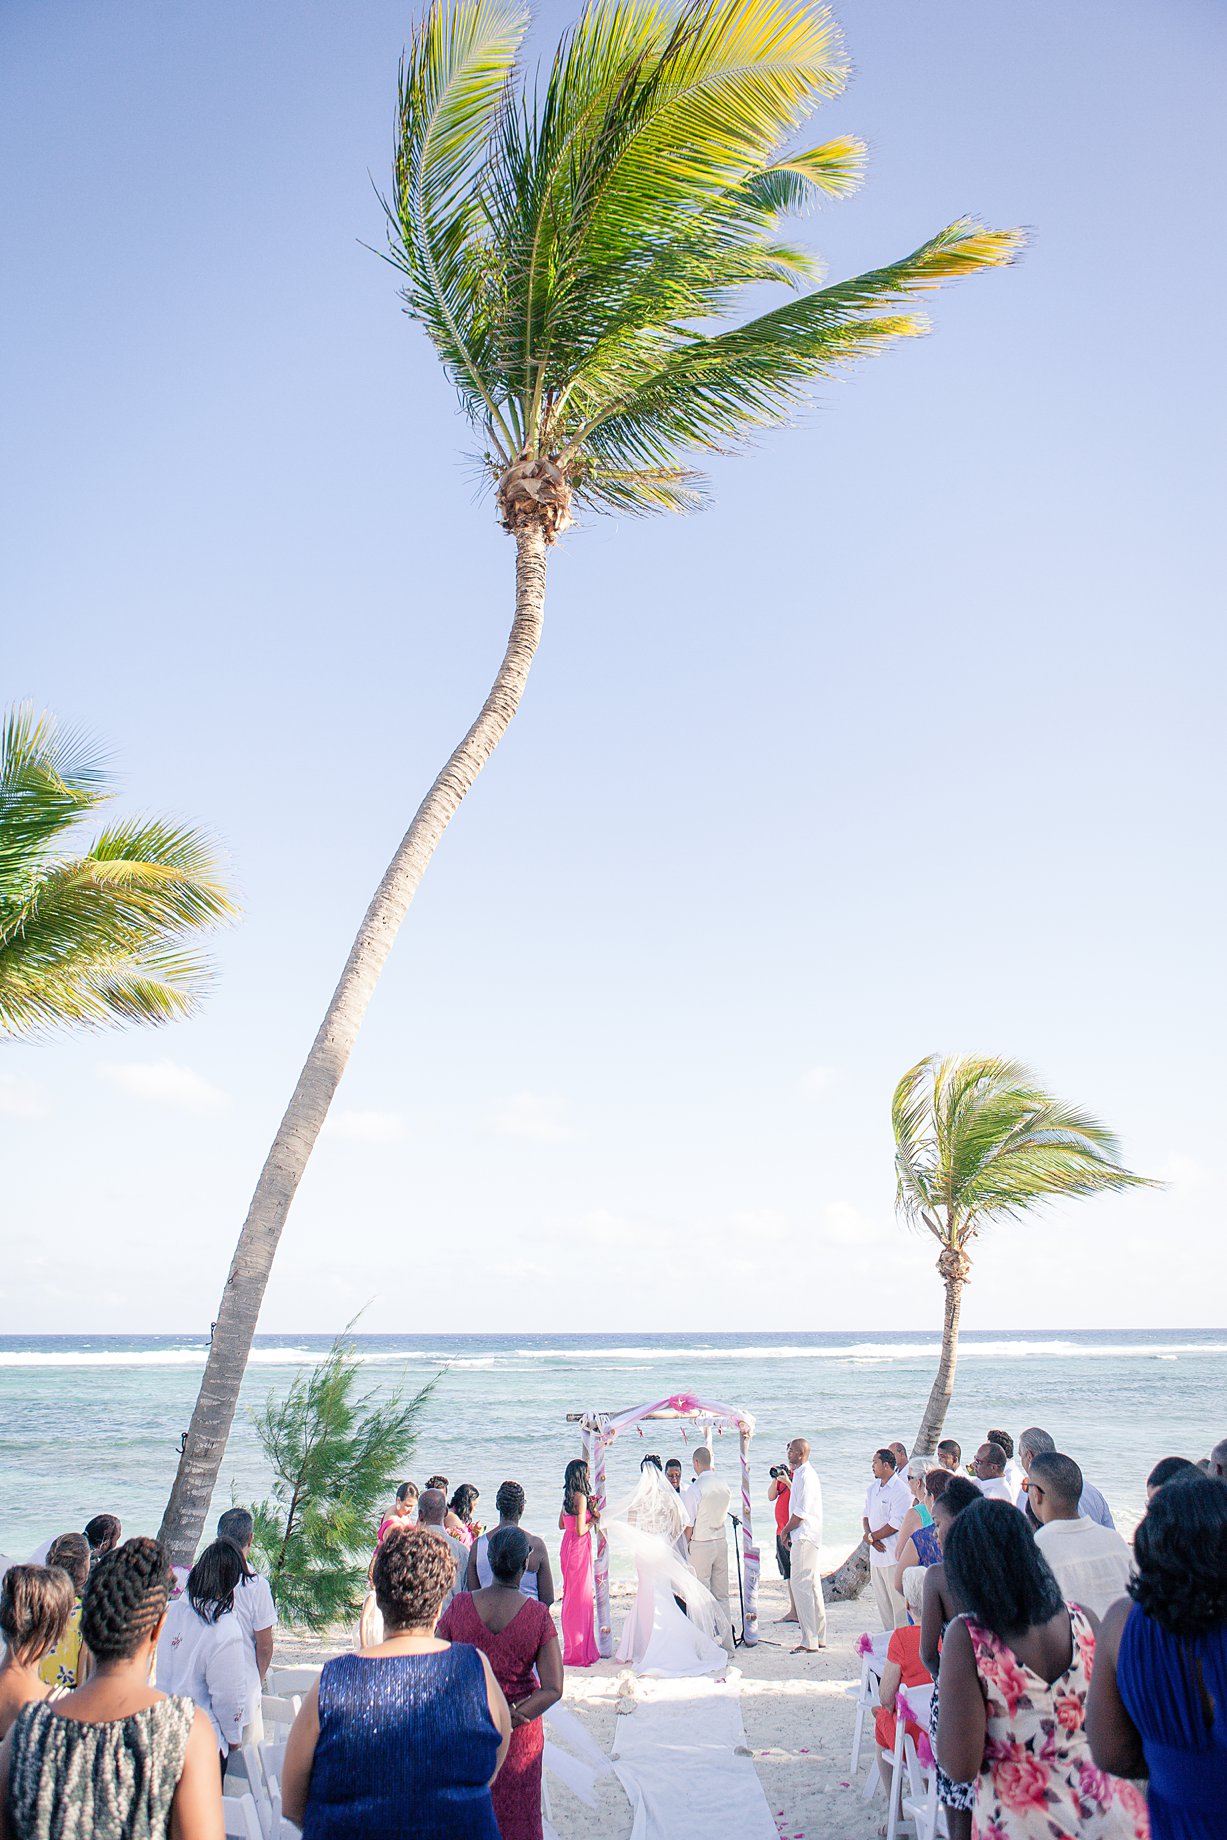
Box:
[389,0,1024,530]
[0,706,237,1036]
[893,1053,1155,1271]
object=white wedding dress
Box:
[609,1466,732,1677]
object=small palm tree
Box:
[160,0,1024,1558]
[894,1053,1156,1454]
[0,706,235,1036]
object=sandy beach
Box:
[277,1574,884,1840]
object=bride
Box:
[607,1456,733,1676]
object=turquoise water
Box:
[1,1331,1222,1566]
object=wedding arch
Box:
[568,1391,760,1656]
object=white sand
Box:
[277,1575,888,1840]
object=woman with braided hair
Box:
[0,1537,223,1839]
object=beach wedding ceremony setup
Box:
[2,0,1223,1836]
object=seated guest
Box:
[894,1468,949,1600]
[1028,1453,1133,1617]
[1018,1427,1115,1527]
[156,1539,248,1764]
[449,1485,482,1546]
[969,1442,1016,1504]
[0,1538,222,1840]
[1146,1455,1200,1500]
[918,1476,981,1840]
[217,1507,277,1744]
[874,1617,933,1796]
[38,1535,91,1689]
[417,1490,470,1614]
[936,1439,961,1472]
[441,1527,561,1840]
[83,1515,121,1573]
[467,1483,555,1606]
[937,1499,1144,1838]
[0,1567,74,1737]
[986,1428,1024,1499]
[282,1527,510,1839]
[1088,1474,1227,1839]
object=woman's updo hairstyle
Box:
[488,1526,530,1584]
[1131,1475,1227,1639]
[46,1532,91,1595]
[81,1537,173,1661]
[372,1526,455,1629]
[449,1484,480,1522]
[495,1481,525,1519]
[0,1566,74,1666]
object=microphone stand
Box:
[728,1512,746,1648]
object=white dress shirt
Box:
[232,1571,277,1725]
[156,1598,247,1753]
[975,1475,1018,1504]
[1035,1516,1134,1618]
[687,1469,731,1541]
[787,1460,823,1550]
[864,1474,911,1567]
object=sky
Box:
[2,0,1224,1334]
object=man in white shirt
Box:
[1028,1452,1133,1617]
[217,1508,277,1744]
[684,1448,734,1654]
[972,1442,1018,1504]
[780,1437,825,1652]
[1018,1427,1116,1527]
[417,1489,471,1615]
[987,1429,1026,1500]
[863,1448,910,1629]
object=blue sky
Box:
[2,0,1223,1332]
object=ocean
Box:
[1,1330,1221,1566]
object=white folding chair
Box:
[222,1793,264,1840]
[901,1735,944,1840]
[260,1695,300,1741]
[265,1665,321,1697]
[846,1649,884,1775]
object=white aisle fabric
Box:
[609,1677,776,1840]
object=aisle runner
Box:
[608,1676,776,1840]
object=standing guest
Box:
[440,1528,561,1840]
[83,1516,122,1574]
[768,1461,797,1625]
[1018,1427,1116,1527]
[918,1476,981,1840]
[216,1508,276,1745]
[893,1467,949,1600]
[682,1450,733,1654]
[0,1538,223,1840]
[863,1449,910,1629]
[467,1483,555,1607]
[664,1460,683,1494]
[449,1485,482,1546]
[1089,1475,1227,1839]
[156,1540,248,1766]
[889,1442,910,1475]
[558,1460,599,1668]
[936,1440,962,1472]
[895,1457,935,1557]
[781,1439,825,1652]
[282,1527,510,1840]
[1209,1437,1227,1481]
[0,1569,74,1738]
[986,1428,1025,1500]
[38,1535,91,1690]
[936,1498,1143,1839]
[377,1483,418,1543]
[1146,1456,1200,1500]
[969,1441,1016,1504]
[417,1490,470,1615]
[1028,1453,1133,1618]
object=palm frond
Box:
[0,705,109,904]
[737,134,868,214]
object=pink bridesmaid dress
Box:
[559,1512,599,1667]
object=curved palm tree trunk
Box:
[158,524,549,1563]
[912,1268,966,1457]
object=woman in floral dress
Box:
[936,1498,1148,1839]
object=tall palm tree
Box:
[159,0,1024,1559]
[0,705,235,1036]
[894,1053,1155,1455]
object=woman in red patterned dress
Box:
[437,1527,563,1840]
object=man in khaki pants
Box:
[780,1437,826,1652]
[683,1447,734,1653]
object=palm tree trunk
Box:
[822,1538,870,1602]
[912,1266,966,1457]
[157,523,550,1564]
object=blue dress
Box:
[1117,1603,1227,1839]
[303,1649,501,1840]
[912,1525,941,1567]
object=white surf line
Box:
[608,1673,777,1840]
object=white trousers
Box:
[790,1540,827,1647]
[870,1563,906,1630]
[688,1535,734,1651]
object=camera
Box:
[769,1465,791,1481]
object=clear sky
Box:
[2,0,1223,1334]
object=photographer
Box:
[767,1462,797,1625]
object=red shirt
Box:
[773,1479,792,1534]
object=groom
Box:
[683,1447,734,1654]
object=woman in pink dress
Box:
[438,1527,562,1840]
[558,1459,599,1668]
